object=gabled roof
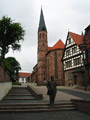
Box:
[62,32,82,61]
[53,40,65,49]
[48,40,64,51]
[19,72,31,78]
[69,32,82,45]
[38,8,47,32]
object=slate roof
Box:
[38,8,47,32]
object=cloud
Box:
[1,0,90,72]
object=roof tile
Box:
[48,40,65,51]
[69,32,82,45]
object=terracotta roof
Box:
[69,32,82,45]
[19,72,31,78]
[48,47,53,51]
[48,40,65,51]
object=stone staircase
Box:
[0,86,77,112]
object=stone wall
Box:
[71,99,90,114]
[64,67,89,86]
[0,63,12,100]
[0,82,12,100]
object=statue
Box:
[47,76,57,106]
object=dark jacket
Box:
[47,80,57,96]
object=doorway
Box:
[74,75,77,85]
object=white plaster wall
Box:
[0,82,12,100]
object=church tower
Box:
[37,8,48,85]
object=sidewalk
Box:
[57,86,90,94]
[33,86,82,101]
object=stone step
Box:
[0,102,76,112]
[0,105,75,109]
[0,102,73,106]
[8,94,32,96]
[4,96,34,99]
[0,107,76,113]
[3,98,37,100]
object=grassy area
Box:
[12,82,21,85]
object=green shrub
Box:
[12,82,21,85]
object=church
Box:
[31,8,90,88]
[31,8,65,85]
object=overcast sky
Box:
[1,0,90,73]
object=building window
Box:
[74,58,81,66]
[68,38,71,44]
[66,61,72,68]
[68,72,72,80]
[72,47,77,54]
[43,33,44,38]
[83,51,86,59]
[87,49,90,58]
[43,43,44,47]
[39,33,41,39]
[67,37,71,45]
[66,50,70,56]
[22,78,24,82]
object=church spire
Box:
[38,8,47,32]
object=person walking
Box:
[47,76,57,106]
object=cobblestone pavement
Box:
[58,88,90,100]
[0,111,90,120]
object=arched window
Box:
[54,52,58,79]
[43,33,44,38]
[39,33,41,39]
[43,43,45,47]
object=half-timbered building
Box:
[62,32,89,87]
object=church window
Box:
[40,33,41,39]
[54,52,58,79]
[43,33,44,38]
[43,43,45,47]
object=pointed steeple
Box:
[38,8,47,32]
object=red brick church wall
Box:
[47,49,64,85]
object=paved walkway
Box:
[0,110,90,120]
[33,86,84,101]
[0,85,90,120]
[58,87,90,101]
